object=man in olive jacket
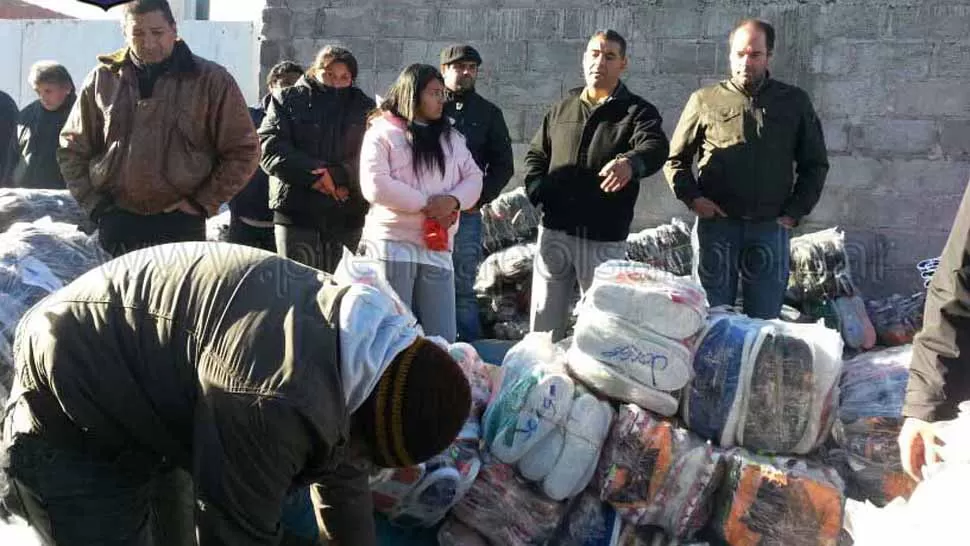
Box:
[0,242,470,546]
[664,18,829,319]
[899,180,970,481]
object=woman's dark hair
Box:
[374,63,451,177]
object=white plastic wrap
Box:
[333,247,419,329]
[787,227,855,303]
[566,344,680,417]
[573,309,693,393]
[205,208,231,242]
[583,259,708,340]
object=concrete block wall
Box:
[259,0,970,298]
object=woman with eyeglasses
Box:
[358,63,483,342]
[259,45,376,273]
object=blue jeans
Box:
[452,211,484,342]
[692,217,791,319]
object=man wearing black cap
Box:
[440,44,515,342]
[0,242,471,546]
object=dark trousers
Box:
[98,209,206,258]
[692,216,791,319]
[227,217,276,252]
[2,433,196,546]
[274,223,362,274]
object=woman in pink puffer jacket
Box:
[358,64,483,342]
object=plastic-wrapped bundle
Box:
[370,440,482,528]
[0,188,89,233]
[567,344,680,417]
[492,319,530,341]
[437,518,489,546]
[596,404,723,540]
[683,314,762,445]
[482,334,613,500]
[480,187,541,255]
[583,260,708,341]
[625,218,692,276]
[554,491,620,546]
[787,227,855,303]
[713,450,845,546]
[833,295,877,350]
[334,248,419,329]
[452,461,568,546]
[574,310,693,393]
[0,220,108,400]
[474,242,535,293]
[737,320,843,455]
[866,293,925,347]
[684,313,844,455]
[447,342,494,417]
[833,346,916,506]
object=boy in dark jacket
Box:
[259,46,376,273]
[1,242,471,546]
[524,29,669,341]
[228,61,304,251]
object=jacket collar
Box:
[98,39,197,77]
[568,80,631,104]
[445,88,478,103]
[727,71,773,96]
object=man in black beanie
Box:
[0,242,470,546]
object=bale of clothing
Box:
[480,187,541,255]
[625,218,692,277]
[0,188,90,233]
[831,346,917,506]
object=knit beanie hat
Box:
[355,337,472,468]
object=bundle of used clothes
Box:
[482,333,615,501]
[595,404,723,540]
[0,188,90,233]
[865,293,925,346]
[787,227,855,304]
[0,218,108,403]
[475,243,537,341]
[684,312,844,455]
[832,346,917,506]
[568,260,708,417]
[625,218,692,277]
[480,187,541,255]
[713,449,846,546]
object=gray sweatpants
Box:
[529,226,628,342]
[380,260,457,343]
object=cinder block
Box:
[526,40,585,73]
[853,119,938,155]
[700,7,739,41]
[307,37,377,71]
[888,158,970,197]
[634,7,702,39]
[815,79,890,117]
[261,7,292,41]
[935,43,970,78]
[291,38,318,69]
[438,9,486,41]
[562,7,635,40]
[464,42,529,74]
[814,40,930,80]
[894,80,970,117]
[816,4,886,39]
[374,40,403,72]
[624,74,699,114]
[491,72,563,106]
[291,9,324,39]
[888,5,970,40]
[376,7,437,39]
[658,39,717,74]
[942,120,970,158]
[487,9,562,42]
[826,156,886,191]
[500,107,526,143]
[318,7,376,38]
[821,118,849,153]
[522,105,550,143]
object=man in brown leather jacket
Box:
[58,0,259,257]
[1,242,471,546]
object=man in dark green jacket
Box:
[664,18,829,319]
[524,29,669,341]
[1,242,470,546]
[899,180,970,481]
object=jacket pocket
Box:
[706,107,744,147]
[168,113,214,187]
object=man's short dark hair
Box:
[591,29,627,58]
[123,0,176,26]
[28,61,74,91]
[266,61,304,88]
[730,19,776,53]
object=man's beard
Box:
[733,70,766,92]
[455,77,475,92]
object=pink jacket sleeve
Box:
[447,136,484,211]
[359,129,427,213]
